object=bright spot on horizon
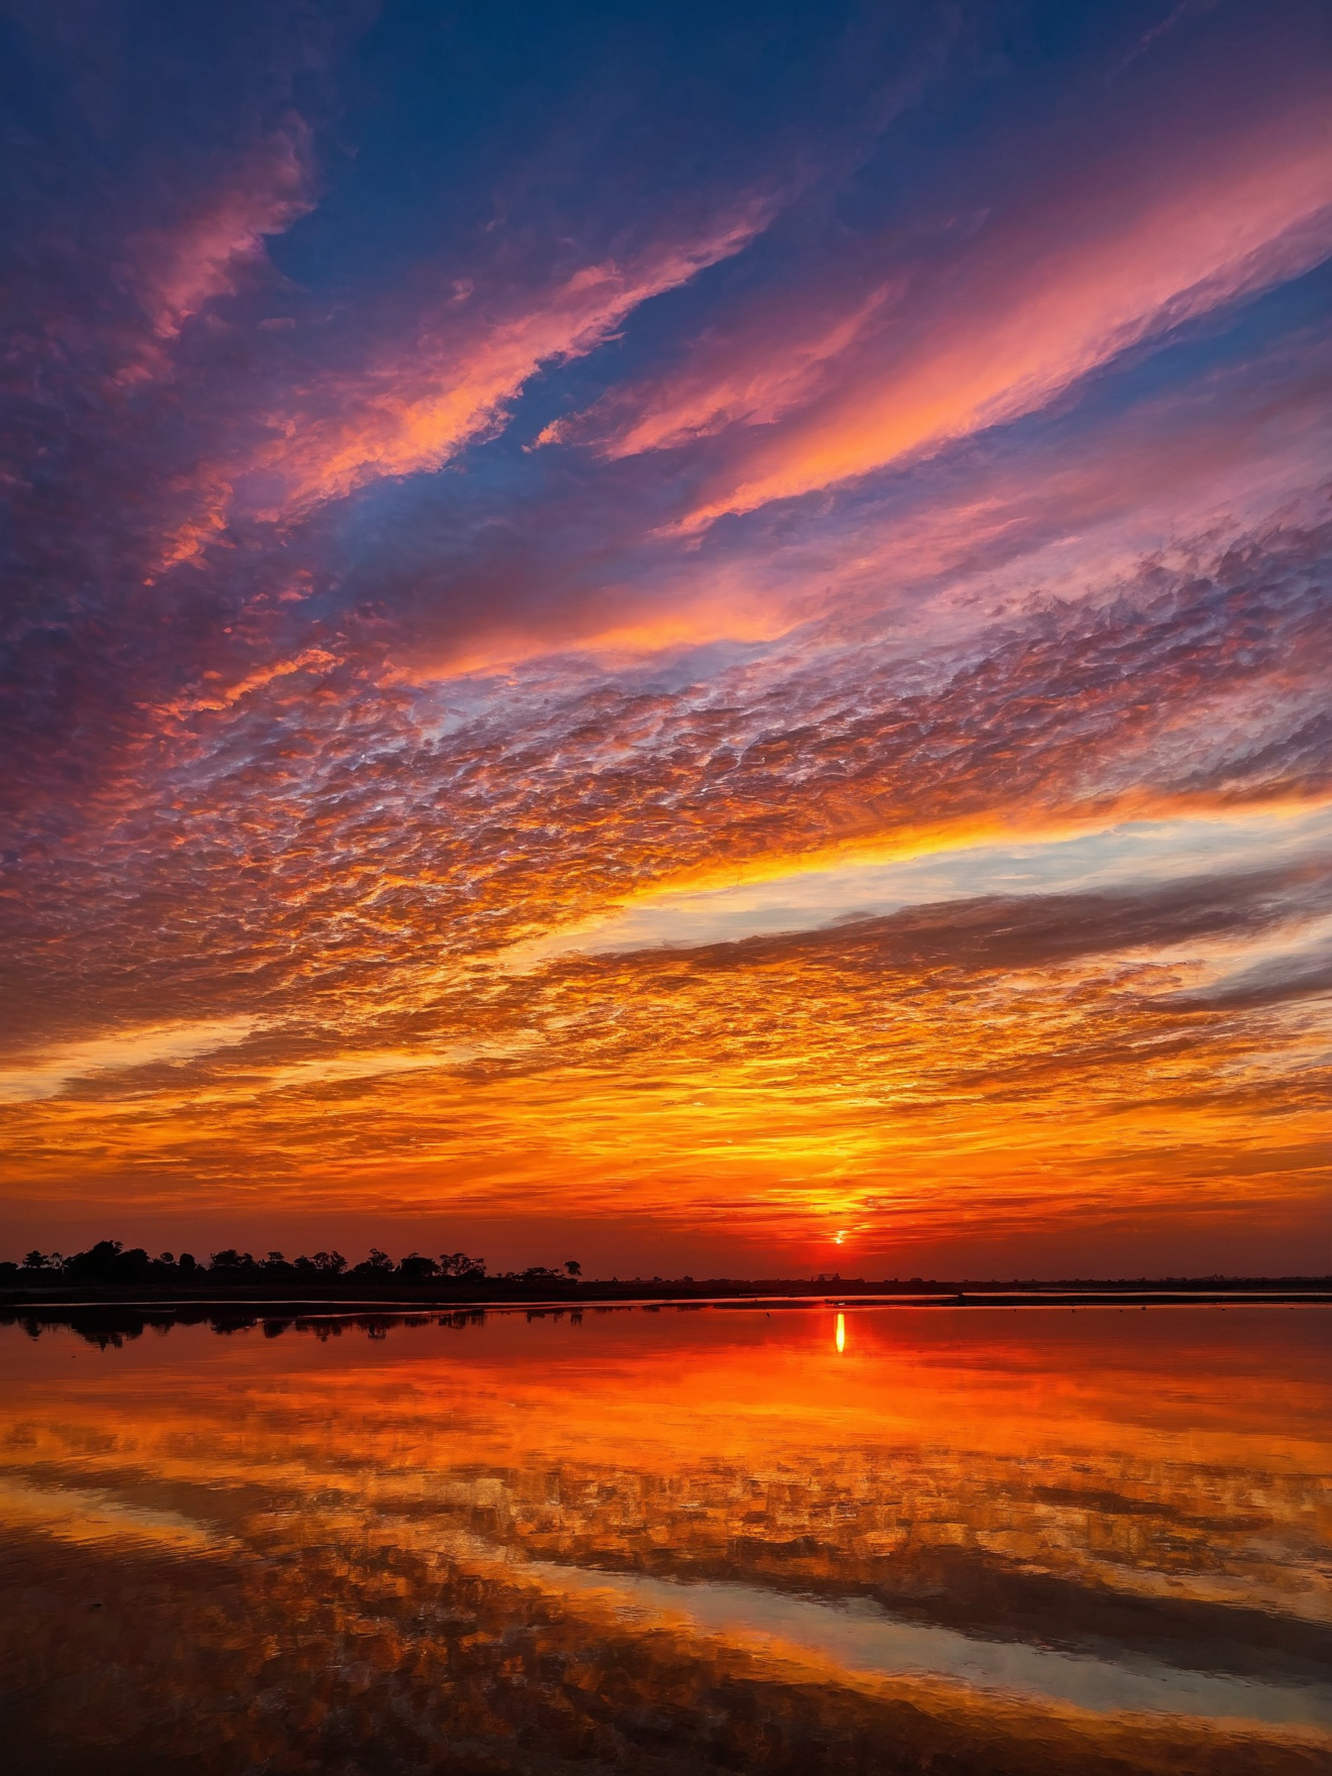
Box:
[834,1231,846,1245]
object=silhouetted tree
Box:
[62,1240,123,1281]
[351,1248,395,1279]
[397,1253,438,1281]
[438,1252,486,1278]
[564,1260,582,1277]
[209,1250,257,1277]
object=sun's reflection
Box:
[835,1311,846,1354]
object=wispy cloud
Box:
[224,198,780,524]
[0,1019,262,1104]
[504,805,1332,966]
[128,124,316,349]
[565,107,1332,532]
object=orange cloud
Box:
[5,846,1329,1265]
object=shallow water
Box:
[1,1301,1329,1774]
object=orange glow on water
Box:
[4,1306,1329,1767]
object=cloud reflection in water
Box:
[2,1302,1329,1773]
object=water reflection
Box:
[2,1304,1329,1774]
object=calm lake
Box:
[2,1301,1329,1774]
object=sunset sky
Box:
[2,0,1330,1276]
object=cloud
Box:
[214,197,780,526]
[226,1037,545,1097]
[7,507,1331,1065]
[558,101,1332,533]
[541,279,903,459]
[1164,928,1332,1011]
[504,805,1332,966]
[622,859,1332,983]
[127,123,316,349]
[0,1018,262,1103]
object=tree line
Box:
[2,1239,583,1286]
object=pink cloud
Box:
[540,279,902,458]
[238,198,779,521]
[566,103,1332,533]
[127,123,315,346]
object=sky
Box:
[2,0,1330,1277]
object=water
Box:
[1,1300,1329,1774]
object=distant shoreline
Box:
[4,1276,1331,1314]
